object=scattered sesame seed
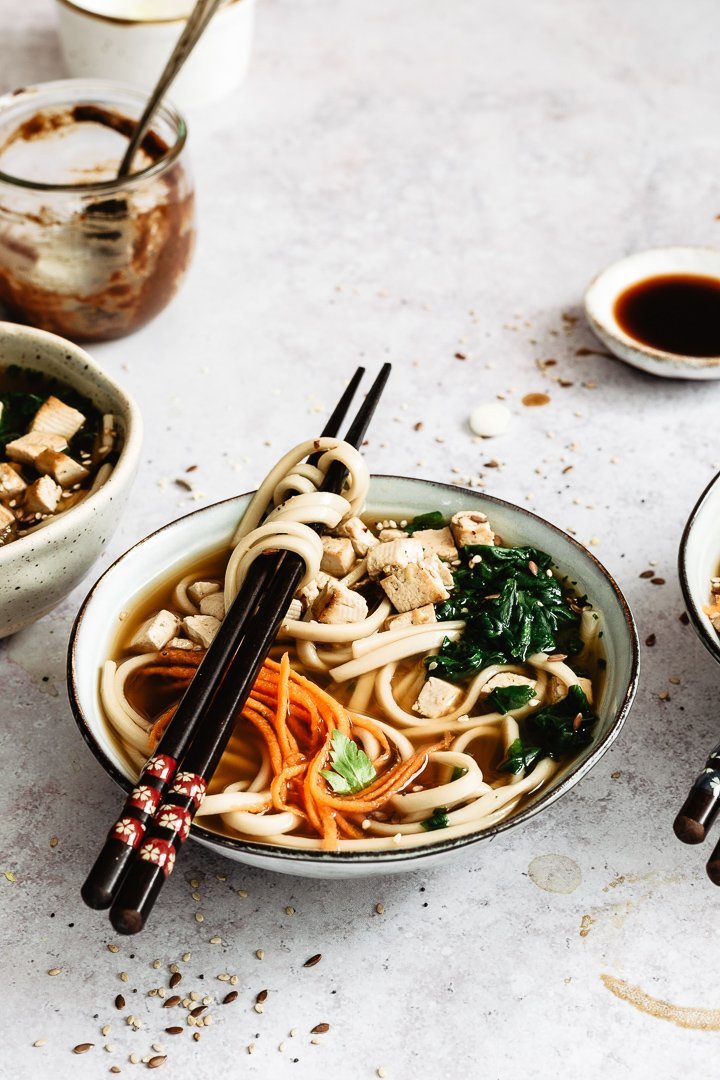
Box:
[278,1042,286,1052]
[169,973,181,989]
[190,1005,206,1017]
[182,952,192,962]
[107,944,120,954]
[195,912,204,923]
[254,1003,264,1014]
[73,1043,94,1054]
[304,953,322,968]
[101,1025,111,1037]
[157,988,166,999]
[191,892,202,902]
[222,992,238,1005]
[49,837,59,847]
[163,996,181,1009]
[169,963,180,974]
[217,973,230,982]
[129,1053,139,1064]
[147,1056,166,1069]
[152,1044,164,1053]
[115,994,126,1010]
[190,991,200,1002]
[105,1044,116,1053]
[669,677,681,685]
[165,1027,183,1036]
[33,1039,47,1047]
[209,935,222,945]
[110,1068,121,1075]
[47,968,62,976]
[119,972,129,982]
[237,890,248,898]
[285,906,295,916]
[204,1016,213,1027]
[375,903,385,915]
[256,950,265,960]
[190,878,200,888]
[247,1044,256,1055]
[193,1032,201,1043]
[230,975,239,986]
[378,1069,388,1078]
[311,1023,330,1034]
[202,996,212,1006]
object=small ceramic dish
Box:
[68,477,639,880]
[679,467,720,665]
[584,246,720,380]
[55,0,256,110]
[0,321,142,638]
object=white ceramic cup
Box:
[54,0,256,111]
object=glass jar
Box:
[0,80,195,342]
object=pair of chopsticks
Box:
[82,363,391,933]
[673,741,720,882]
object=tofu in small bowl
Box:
[0,321,142,637]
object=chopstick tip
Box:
[673,813,706,845]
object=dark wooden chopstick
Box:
[81,366,366,911]
[106,363,391,932]
[674,740,720,846]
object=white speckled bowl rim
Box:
[678,467,720,665]
[0,321,142,569]
[584,246,720,379]
[68,478,640,867]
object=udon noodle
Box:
[101,438,604,852]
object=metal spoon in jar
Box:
[117,0,224,179]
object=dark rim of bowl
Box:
[678,465,720,665]
[68,476,640,865]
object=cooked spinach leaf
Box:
[421,806,450,831]
[405,510,447,534]
[429,545,580,682]
[487,684,536,714]
[498,685,596,774]
[498,738,543,774]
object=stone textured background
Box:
[2,1,720,1077]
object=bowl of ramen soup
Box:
[679,467,720,665]
[0,320,141,637]
[69,443,638,878]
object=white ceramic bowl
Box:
[0,322,142,638]
[55,0,256,111]
[69,478,639,878]
[584,246,720,380]
[679,468,720,664]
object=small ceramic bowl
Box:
[584,246,720,380]
[679,468,720,665]
[68,477,639,879]
[0,321,142,638]
[55,0,256,111]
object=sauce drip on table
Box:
[614,273,720,357]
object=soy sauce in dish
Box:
[614,274,720,357]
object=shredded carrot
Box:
[142,651,442,850]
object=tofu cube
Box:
[320,535,356,577]
[548,675,593,706]
[187,580,221,605]
[34,449,90,488]
[31,395,85,441]
[384,603,437,631]
[199,591,225,620]
[0,462,27,500]
[0,503,15,532]
[299,571,331,611]
[5,432,67,466]
[483,673,538,703]
[451,510,495,548]
[284,598,303,622]
[431,554,454,588]
[380,558,450,613]
[367,537,425,579]
[130,609,180,652]
[24,475,61,515]
[166,636,202,651]
[183,614,221,649]
[337,516,379,556]
[315,580,369,624]
[413,677,463,718]
[413,526,458,563]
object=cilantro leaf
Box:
[321,730,376,795]
[421,807,450,831]
[487,684,536,714]
[498,738,543,774]
[405,510,446,534]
